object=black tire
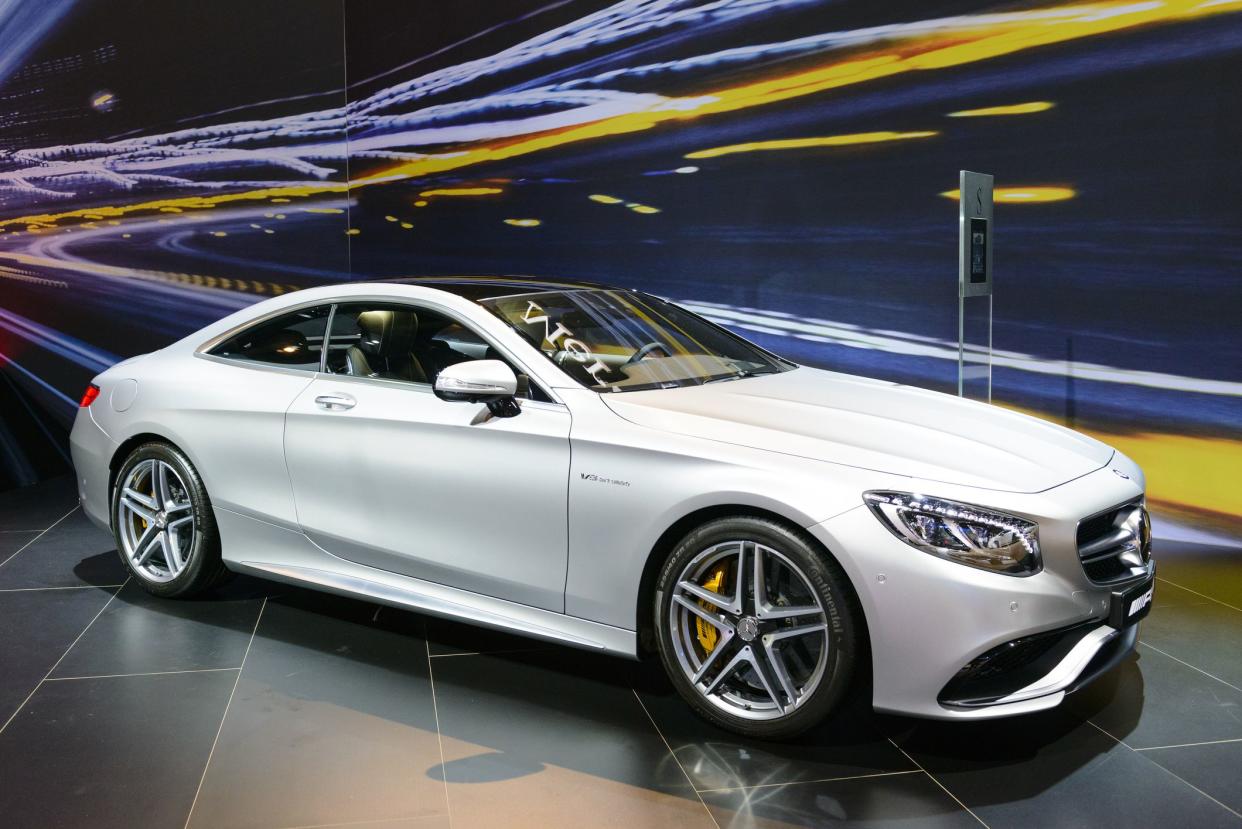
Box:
[654,515,861,739]
[110,441,230,597]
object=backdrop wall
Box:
[1,1,1239,533]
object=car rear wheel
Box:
[111,442,229,597]
[654,516,860,739]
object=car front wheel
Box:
[654,516,860,739]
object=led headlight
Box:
[863,491,1041,576]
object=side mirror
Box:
[434,359,521,417]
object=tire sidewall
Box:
[111,442,220,597]
[654,516,860,739]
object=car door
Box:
[283,300,571,612]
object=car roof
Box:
[366,275,625,301]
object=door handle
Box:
[314,393,356,411]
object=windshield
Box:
[477,289,794,392]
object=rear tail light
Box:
[79,383,101,408]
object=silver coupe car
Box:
[70,277,1155,738]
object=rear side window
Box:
[208,305,331,371]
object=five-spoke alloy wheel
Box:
[117,458,196,582]
[111,442,228,596]
[655,516,859,739]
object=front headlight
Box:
[863,491,1041,576]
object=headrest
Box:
[356,310,418,357]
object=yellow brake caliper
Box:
[696,567,727,653]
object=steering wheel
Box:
[624,341,667,366]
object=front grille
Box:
[1077,500,1151,584]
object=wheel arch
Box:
[108,432,183,501]
[634,503,872,673]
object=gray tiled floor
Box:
[0,477,1239,828]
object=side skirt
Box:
[216,506,637,658]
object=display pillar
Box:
[958,170,993,402]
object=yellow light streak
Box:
[626,203,661,214]
[948,101,1055,117]
[2,0,1235,231]
[400,222,414,229]
[685,130,938,159]
[345,228,361,235]
[0,183,346,230]
[999,404,1242,521]
[303,207,345,214]
[503,218,542,227]
[418,187,503,197]
[0,249,297,296]
[414,200,429,207]
[941,186,1076,202]
[589,194,624,204]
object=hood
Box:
[602,367,1113,493]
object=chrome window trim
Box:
[195,352,324,380]
[319,303,337,373]
[206,294,564,406]
[194,294,563,405]
[195,297,332,355]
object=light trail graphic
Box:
[2,0,1239,231]
[0,0,1239,525]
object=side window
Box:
[208,305,331,371]
[325,302,553,401]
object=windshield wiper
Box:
[702,368,776,385]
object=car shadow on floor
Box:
[71,547,1144,813]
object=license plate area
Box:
[1109,576,1154,628]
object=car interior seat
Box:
[345,309,428,383]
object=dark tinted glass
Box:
[209,305,331,370]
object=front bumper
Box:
[808,464,1152,720]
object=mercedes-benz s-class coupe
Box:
[70,277,1155,738]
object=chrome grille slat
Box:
[1076,500,1151,585]
[1078,527,1132,559]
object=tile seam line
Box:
[886,737,991,828]
[631,688,722,829]
[1155,577,1242,614]
[183,595,267,829]
[1137,640,1242,694]
[695,768,923,794]
[47,667,242,682]
[425,630,454,829]
[0,504,79,570]
[1135,737,1242,752]
[1086,718,1242,820]
[0,576,128,737]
